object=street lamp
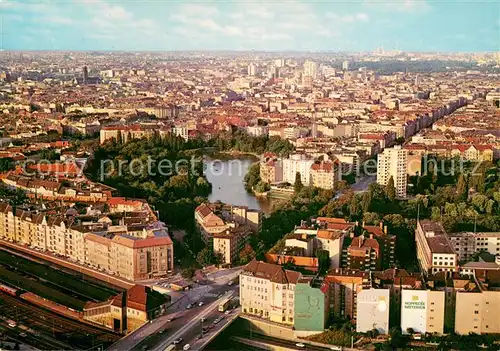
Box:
[200,317,204,337]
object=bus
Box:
[218,297,231,312]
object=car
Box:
[227,281,233,286]
[166,318,174,323]
[202,326,210,333]
[224,310,230,315]
[200,317,207,323]
[19,332,27,338]
[213,319,220,325]
[183,344,191,351]
[296,343,306,348]
[197,334,203,340]
[186,304,192,309]
[198,301,204,307]
[173,338,183,345]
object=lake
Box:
[204,154,276,213]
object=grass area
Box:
[0,266,85,311]
[0,250,116,302]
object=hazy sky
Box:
[1,0,499,52]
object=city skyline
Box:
[1,0,499,52]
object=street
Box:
[109,267,242,351]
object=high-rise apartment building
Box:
[282,154,314,186]
[303,60,318,79]
[342,60,349,70]
[247,63,257,76]
[240,260,302,326]
[377,146,408,198]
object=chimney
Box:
[379,221,383,229]
[384,225,388,234]
[362,221,365,227]
[370,233,374,239]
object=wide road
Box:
[235,333,348,351]
[109,281,240,351]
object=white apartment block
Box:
[377,146,408,198]
[448,232,500,262]
[172,126,189,141]
[240,260,301,326]
[415,220,458,276]
[282,154,314,186]
[303,60,318,79]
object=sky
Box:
[0,0,499,52]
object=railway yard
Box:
[0,247,124,350]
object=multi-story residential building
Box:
[455,290,500,335]
[213,226,251,265]
[260,153,283,184]
[310,161,340,190]
[400,289,445,335]
[325,268,371,323]
[376,146,408,198]
[356,288,390,334]
[341,223,396,271]
[343,234,380,271]
[195,203,260,265]
[316,229,344,268]
[0,203,174,281]
[415,220,458,276]
[448,231,500,262]
[282,154,314,186]
[240,260,302,326]
[373,269,424,327]
[172,126,189,141]
[194,203,230,242]
[303,60,318,79]
[294,277,329,335]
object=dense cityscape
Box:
[0,1,499,351]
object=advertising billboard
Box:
[401,290,428,334]
[356,289,390,334]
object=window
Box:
[474,310,479,314]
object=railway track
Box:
[0,291,121,349]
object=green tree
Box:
[294,172,303,193]
[316,249,330,275]
[362,212,381,225]
[244,162,261,192]
[181,267,196,279]
[386,176,396,202]
[239,243,256,265]
[196,247,215,266]
[0,158,14,172]
[456,173,468,202]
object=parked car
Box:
[173,338,183,345]
[186,304,192,309]
[198,301,204,307]
[296,343,306,348]
[183,344,190,351]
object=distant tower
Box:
[247,63,257,76]
[83,66,89,84]
[303,60,318,79]
[312,112,318,139]
[415,74,421,86]
[342,61,349,71]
